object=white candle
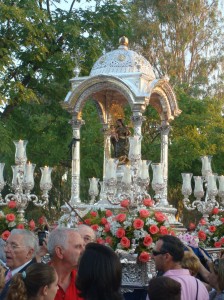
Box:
[152,163,164,185]
[40,166,52,185]
[14,140,27,160]
[194,176,204,194]
[207,174,217,192]
[0,163,5,184]
[24,162,35,183]
[141,160,150,180]
[218,175,224,192]
[122,165,132,184]
[105,159,117,180]
[89,177,99,194]
[11,165,19,186]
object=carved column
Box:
[131,113,145,136]
[102,123,111,179]
[160,124,170,206]
[70,118,85,205]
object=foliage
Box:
[128,0,224,96]
[78,199,175,262]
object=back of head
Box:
[6,263,56,300]
[181,251,200,276]
[213,258,224,291]
[47,227,74,257]
[147,276,181,300]
[76,243,123,300]
[159,235,184,262]
[10,229,38,256]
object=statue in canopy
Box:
[110,119,131,164]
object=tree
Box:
[128,0,224,95]
[0,0,130,215]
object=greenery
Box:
[0,0,224,228]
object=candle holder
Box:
[151,163,166,206]
[181,156,223,220]
[0,140,53,223]
[88,178,99,204]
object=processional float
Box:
[59,36,184,289]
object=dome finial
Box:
[119,36,129,47]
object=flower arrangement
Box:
[184,208,224,248]
[78,198,175,262]
[0,200,48,240]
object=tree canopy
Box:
[0,0,224,225]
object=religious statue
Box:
[110,119,131,164]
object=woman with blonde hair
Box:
[181,251,201,276]
[6,263,58,300]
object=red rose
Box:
[198,230,207,241]
[91,224,99,231]
[133,218,144,229]
[169,230,176,236]
[29,219,36,231]
[84,218,91,225]
[143,198,154,207]
[214,241,222,248]
[2,230,10,240]
[199,218,206,225]
[116,214,126,223]
[90,211,97,217]
[8,201,16,209]
[116,228,126,238]
[139,251,150,262]
[139,209,150,218]
[120,237,131,249]
[212,208,219,215]
[149,225,159,235]
[121,199,130,208]
[104,223,111,232]
[154,212,166,223]
[38,216,45,225]
[209,225,216,233]
[106,210,113,217]
[219,237,224,245]
[97,238,104,244]
[143,235,153,247]
[160,226,168,235]
[105,236,113,246]
[17,224,24,229]
[6,214,15,222]
[101,217,107,225]
[189,222,196,230]
[221,218,224,223]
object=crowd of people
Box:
[0,224,223,300]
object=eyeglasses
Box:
[4,242,26,251]
[152,250,167,256]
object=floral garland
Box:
[0,201,48,240]
[179,208,224,248]
[78,198,175,262]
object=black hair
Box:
[159,235,184,262]
[76,243,123,300]
[148,276,181,300]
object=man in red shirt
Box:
[47,227,85,300]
